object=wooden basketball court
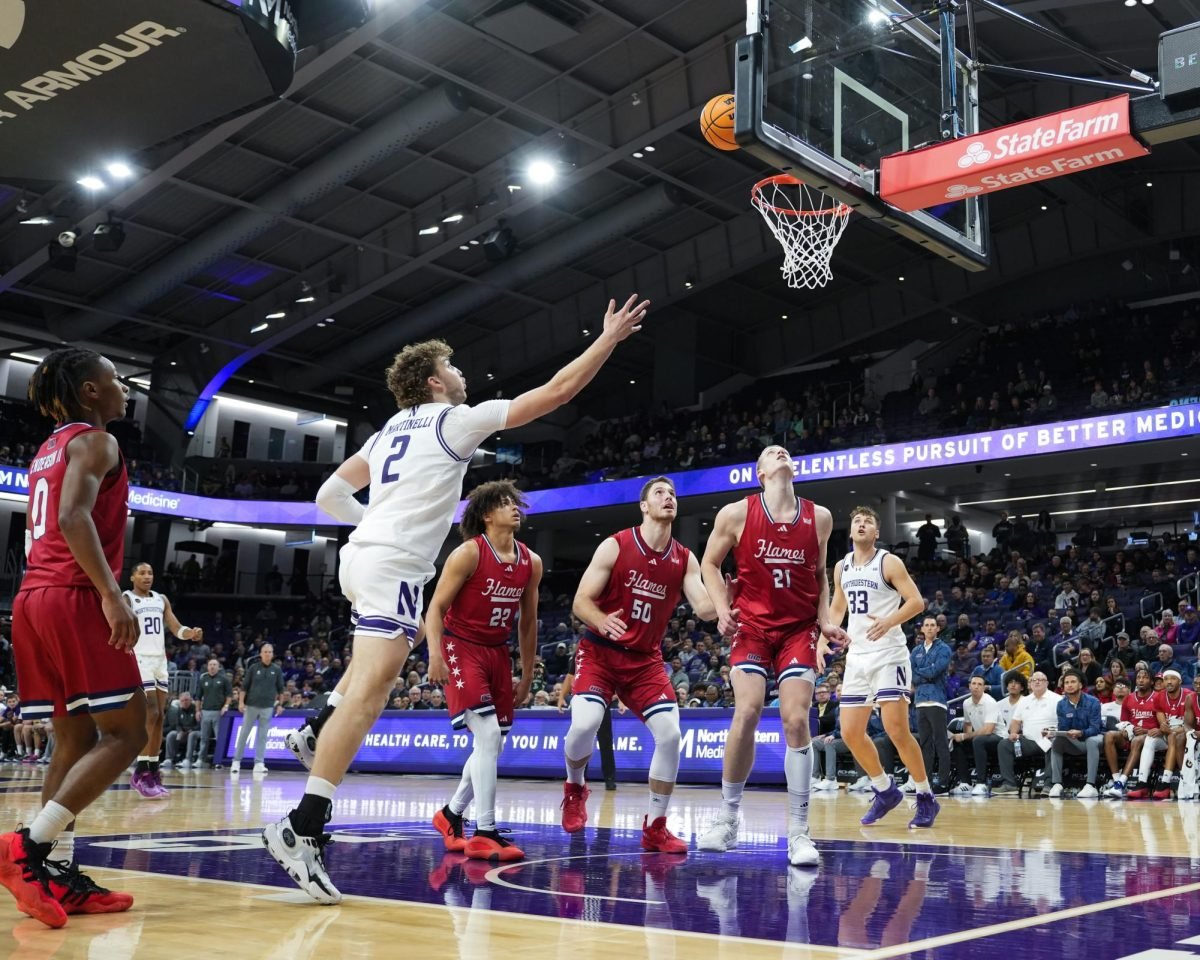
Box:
[4,765,1199,960]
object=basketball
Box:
[700,93,738,151]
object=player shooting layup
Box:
[828,506,940,828]
[263,293,649,904]
[697,445,846,868]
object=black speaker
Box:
[93,222,126,253]
[481,226,517,262]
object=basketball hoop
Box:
[751,174,852,290]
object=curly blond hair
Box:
[385,339,451,407]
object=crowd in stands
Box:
[5,302,1200,503]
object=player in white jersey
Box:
[828,506,938,828]
[265,293,650,904]
[122,562,202,799]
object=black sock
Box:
[291,793,333,837]
[309,704,337,736]
[442,804,462,823]
[150,761,160,774]
[135,760,150,775]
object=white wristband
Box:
[180,626,193,640]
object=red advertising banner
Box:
[879,95,1148,212]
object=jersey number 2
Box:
[381,435,411,483]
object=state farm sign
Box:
[879,95,1148,212]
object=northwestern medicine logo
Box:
[0,0,25,50]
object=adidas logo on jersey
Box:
[649,559,657,565]
[505,565,513,573]
[777,526,787,533]
[803,516,812,524]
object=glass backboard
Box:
[736,0,990,269]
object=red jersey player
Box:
[1116,668,1164,799]
[697,445,846,868]
[0,349,143,928]
[1149,669,1193,799]
[561,476,721,854]
[426,481,542,862]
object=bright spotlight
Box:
[526,158,557,185]
[77,176,105,191]
[867,8,889,24]
[105,162,134,180]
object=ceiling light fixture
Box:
[76,175,105,191]
[789,35,813,53]
[19,216,53,226]
[105,161,134,180]
[418,225,440,236]
[526,158,557,185]
[250,322,270,333]
[644,145,656,152]
[632,151,644,158]
[958,488,1096,506]
[266,311,286,320]
[442,213,464,223]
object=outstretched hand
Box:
[602,294,650,342]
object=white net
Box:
[751,176,852,290]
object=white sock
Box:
[304,775,337,800]
[647,791,670,821]
[137,755,156,764]
[449,763,474,816]
[57,830,75,866]
[564,697,605,787]
[28,801,74,846]
[1113,773,1126,784]
[785,745,813,833]
[328,691,344,709]
[565,762,587,786]
[464,714,501,832]
[721,779,746,818]
[912,778,931,794]
[870,773,892,792]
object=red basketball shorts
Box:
[572,640,676,722]
[728,620,819,684]
[441,634,514,732]
[13,587,142,719]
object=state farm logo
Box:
[945,183,984,199]
[0,0,25,50]
[957,142,992,168]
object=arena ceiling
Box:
[0,0,1197,436]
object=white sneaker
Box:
[971,783,990,797]
[951,783,973,796]
[1101,780,1125,799]
[160,759,174,770]
[848,776,871,793]
[787,830,820,867]
[180,759,193,770]
[1077,784,1099,799]
[815,778,838,792]
[253,763,269,775]
[697,813,740,852]
[900,779,917,794]
[286,724,317,771]
[1048,783,1063,798]
[262,816,341,904]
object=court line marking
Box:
[852,879,1200,960]
[83,865,868,956]
[485,852,670,903]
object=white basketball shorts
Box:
[339,542,426,641]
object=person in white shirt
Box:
[1054,585,1080,612]
[994,672,1061,795]
[950,676,998,796]
[263,293,649,906]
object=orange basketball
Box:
[700,93,738,151]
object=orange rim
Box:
[751,174,853,219]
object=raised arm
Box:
[572,537,625,640]
[514,553,543,709]
[60,431,139,651]
[424,541,480,684]
[505,295,649,429]
[680,552,718,623]
[867,553,927,641]
[700,501,744,639]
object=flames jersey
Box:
[442,535,533,647]
[22,423,128,592]
[1151,687,1194,724]
[584,527,689,660]
[1121,690,1159,728]
[731,493,820,632]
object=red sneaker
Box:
[1152,787,1174,801]
[432,807,468,852]
[38,863,134,914]
[0,829,68,928]
[641,816,688,854]
[464,829,524,862]
[561,783,590,834]
[1126,785,1150,799]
